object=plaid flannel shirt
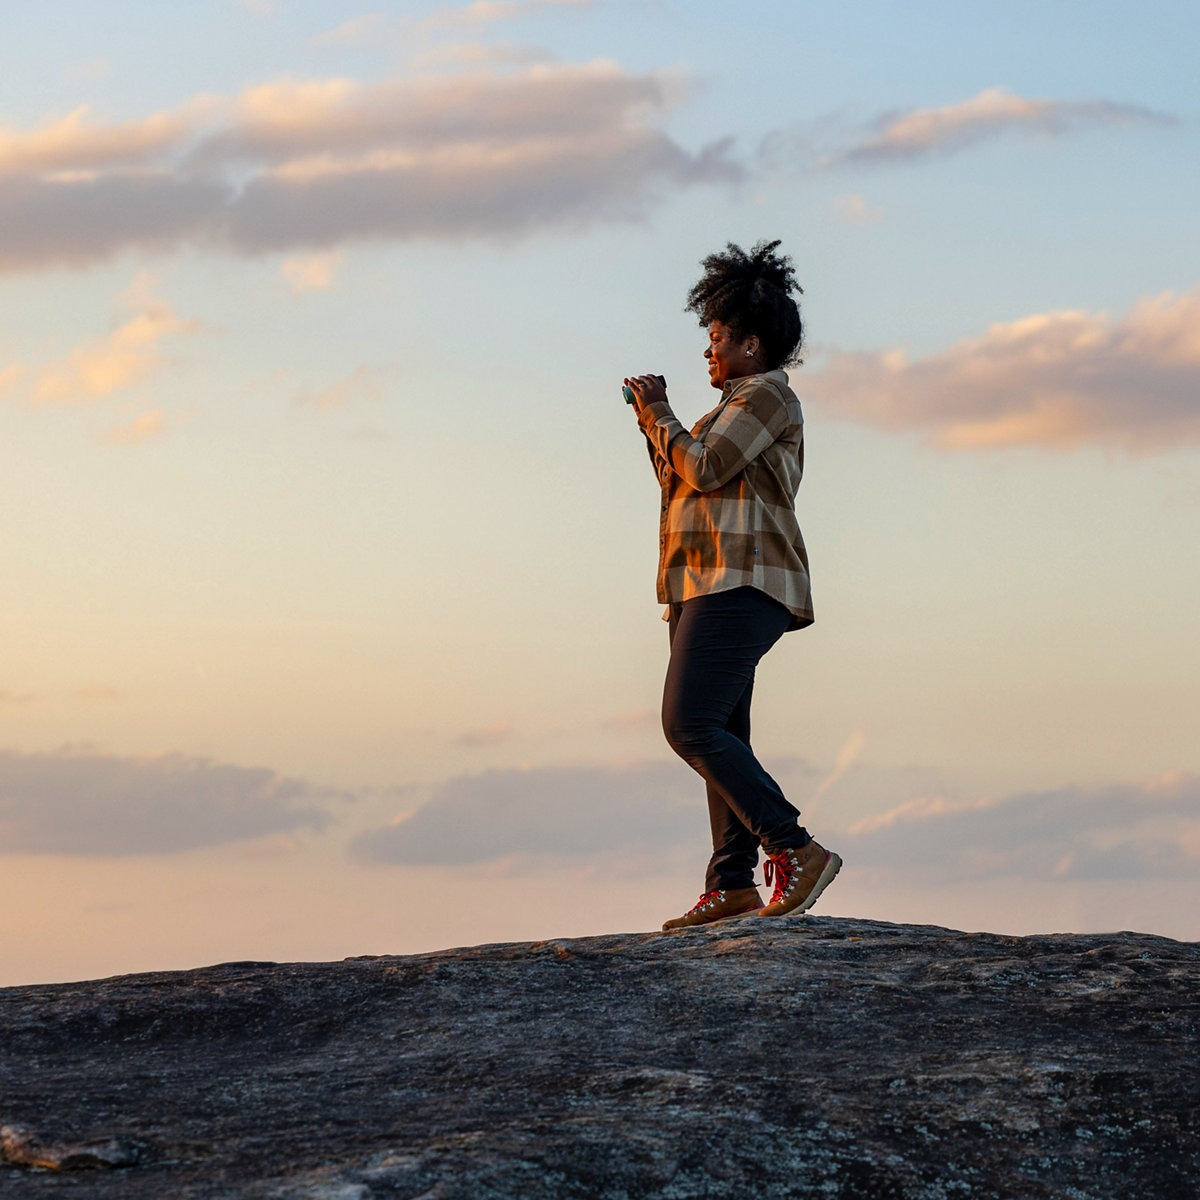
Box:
[637,369,813,631]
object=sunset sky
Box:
[3,0,1198,986]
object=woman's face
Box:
[704,320,757,389]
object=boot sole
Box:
[794,850,842,914]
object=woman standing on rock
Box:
[624,239,841,931]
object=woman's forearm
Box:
[637,389,788,492]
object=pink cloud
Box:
[829,86,1171,165]
[422,0,593,29]
[0,62,737,275]
[843,772,1200,883]
[0,104,190,177]
[804,287,1200,452]
[31,284,199,405]
[102,408,166,445]
[295,363,388,410]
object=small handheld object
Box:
[623,374,666,405]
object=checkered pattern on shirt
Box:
[637,369,814,630]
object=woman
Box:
[624,239,841,931]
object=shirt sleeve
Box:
[644,434,663,477]
[636,380,790,492]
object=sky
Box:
[2,0,1198,986]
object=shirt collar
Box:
[721,368,789,398]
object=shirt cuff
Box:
[636,400,673,430]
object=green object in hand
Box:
[623,375,665,404]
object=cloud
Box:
[281,249,341,291]
[811,730,865,806]
[844,772,1200,883]
[310,14,390,46]
[212,65,734,254]
[0,172,225,275]
[5,276,195,437]
[829,86,1172,166]
[351,761,710,865]
[412,41,557,69]
[803,286,1200,452]
[349,755,840,868]
[0,62,737,275]
[454,721,514,747]
[355,755,960,868]
[31,283,200,404]
[350,755,1198,902]
[101,408,165,445]
[848,794,999,836]
[295,363,387,410]
[422,0,593,29]
[0,747,339,856]
[0,105,191,178]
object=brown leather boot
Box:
[753,841,842,918]
[662,887,764,931]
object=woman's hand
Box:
[623,374,668,414]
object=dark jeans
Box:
[664,586,810,892]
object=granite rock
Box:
[1,916,1197,1198]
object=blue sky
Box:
[2,0,1198,985]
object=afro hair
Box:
[684,239,803,369]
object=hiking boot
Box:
[662,887,764,931]
[754,840,842,918]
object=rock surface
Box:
[1,916,1198,1199]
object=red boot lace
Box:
[763,853,795,905]
[687,890,722,915]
